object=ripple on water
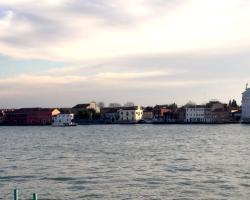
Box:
[240,183,250,188]
[0,125,250,199]
[0,175,37,182]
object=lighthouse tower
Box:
[242,83,250,123]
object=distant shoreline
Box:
[1,122,249,127]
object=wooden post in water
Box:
[32,193,37,200]
[13,189,18,200]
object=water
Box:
[0,124,250,200]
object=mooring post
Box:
[13,189,18,200]
[32,193,37,200]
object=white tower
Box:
[242,83,250,123]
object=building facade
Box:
[163,111,177,123]
[176,107,186,123]
[205,101,230,123]
[242,86,250,123]
[101,107,120,123]
[153,105,171,120]
[185,102,230,123]
[185,106,207,123]
[143,107,153,121]
[5,108,60,125]
[118,106,143,123]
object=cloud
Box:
[1,48,250,107]
[0,66,242,108]
[1,0,250,107]
[45,66,84,75]
[0,60,241,95]
[0,74,86,86]
[1,0,250,62]
[95,71,169,79]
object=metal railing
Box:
[13,189,37,200]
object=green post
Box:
[32,193,37,200]
[13,189,18,200]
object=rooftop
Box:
[72,104,90,109]
[119,106,141,111]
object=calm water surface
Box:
[0,125,250,199]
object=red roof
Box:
[8,108,57,114]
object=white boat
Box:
[52,113,77,126]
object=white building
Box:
[118,106,143,123]
[52,113,75,126]
[0,110,5,124]
[242,85,250,123]
[185,106,206,123]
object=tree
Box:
[185,101,196,107]
[229,99,238,108]
[109,103,121,108]
[98,102,105,108]
[232,99,238,108]
[168,103,178,110]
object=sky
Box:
[1,0,250,108]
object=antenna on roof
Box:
[246,83,249,90]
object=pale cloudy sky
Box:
[0,0,250,108]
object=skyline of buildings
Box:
[2,85,250,125]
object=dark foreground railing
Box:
[13,189,37,200]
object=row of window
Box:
[187,108,205,111]
[120,117,134,121]
[54,114,73,118]
[187,114,204,117]
[120,111,143,115]
[56,119,71,122]
[186,118,206,122]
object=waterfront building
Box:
[52,113,75,126]
[205,101,230,123]
[101,107,121,123]
[242,84,250,123]
[153,105,171,120]
[118,106,143,123]
[176,107,186,123]
[185,102,230,123]
[143,107,154,121]
[163,111,177,123]
[185,105,207,123]
[72,101,100,114]
[4,108,60,125]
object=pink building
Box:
[5,108,60,125]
